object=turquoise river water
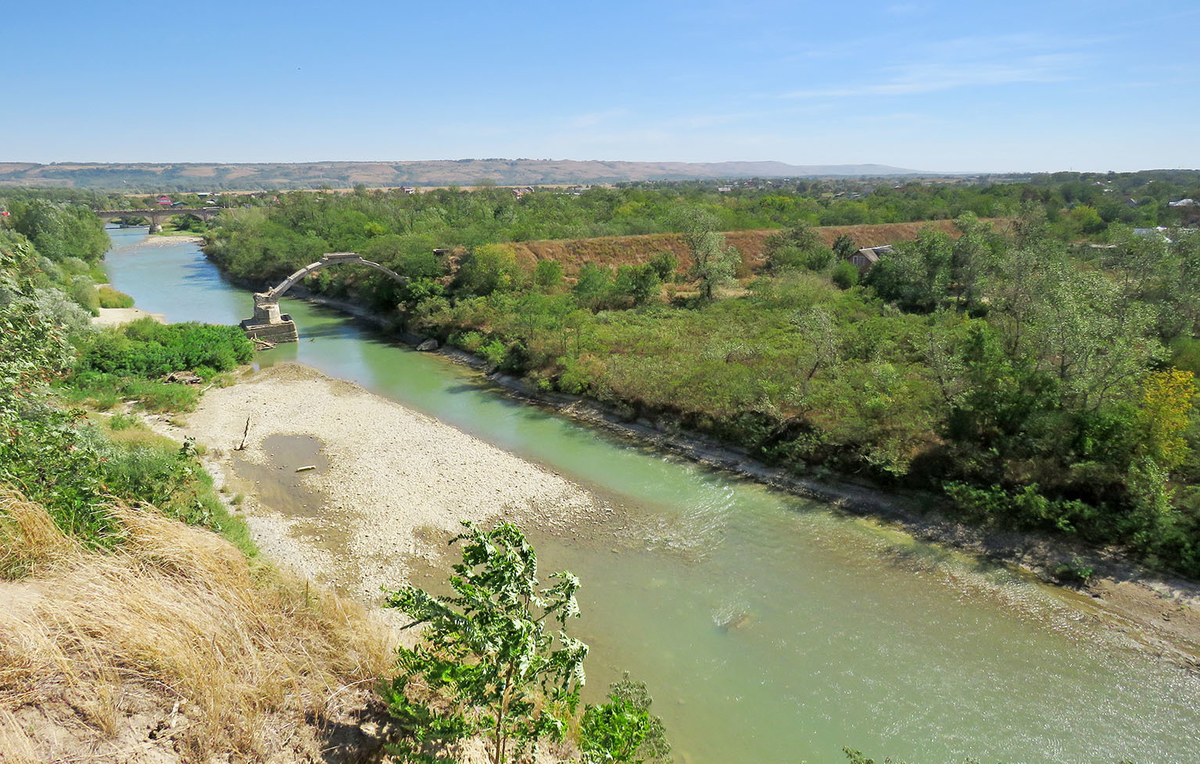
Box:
[103,229,1200,764]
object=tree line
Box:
[203,177,1200,577]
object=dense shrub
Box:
[763,225,832,272]
[68,275,99,316]
[831,260,860,289]
[97,285,134,308]
[76,318,253,379]
[6,199,109,263]
[0,194,253,563]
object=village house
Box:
[848,245,893,273]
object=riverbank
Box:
[91,306,166,326]
[274,287,1200,669]
[491,380,1200,670]
[164,362,598,604]
[148,232,205,243]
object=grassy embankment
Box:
[499,219,986,275]
[0,214,397,761]
[0,490,392,761]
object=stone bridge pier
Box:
[239,252,408,345]
[242,295,298,344]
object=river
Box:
[103,229,1200,764]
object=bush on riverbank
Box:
[1,232,252,553]
[1,197,110,263]
[97,284,134,308]
[384,521,669,764]
[75,318,253,379]
[64,371,203,412]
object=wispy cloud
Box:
[567,108,629,129]
[782,54,1081,99]
[780,29,1096,101]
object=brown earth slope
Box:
[500,220,1003,275]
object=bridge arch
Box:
[257,252,406,305]
[95,207,222,232]
[242,252,408,344]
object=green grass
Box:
[89,424,258,558]
[97,285,134,309]
[106,412,143,431]
[63,373,200,413]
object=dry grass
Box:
[501,219,1003,276]
[0,487,395,763]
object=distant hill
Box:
[0,159,924,191]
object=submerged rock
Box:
[718,611,752,632]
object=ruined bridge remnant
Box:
[240,252,407,344]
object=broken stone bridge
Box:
[239,252,407,344]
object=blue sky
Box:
[5,1,1197,172]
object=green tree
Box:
[383,522,589,764]
[533,260,564,293]
[1025,265,1162,410]
[831,260,859,290]
[832,233,858,261]
[0,237,71,420]
[763,224,831,272]
[573,263,614,311]
[454,244,521,297]
[8,199,109,263]
[647,252,678,282]
[0,236,110,548]
[1068,204,1107,236]
[610,264,661,308]
[690,231,739,300]
[950,212,999,311]
[863,228,952,312]
[579,675,671,764]
[676,208,738,301]
[792,305,841,397]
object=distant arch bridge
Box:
[240,252,407,344]
[95,207,223,233]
